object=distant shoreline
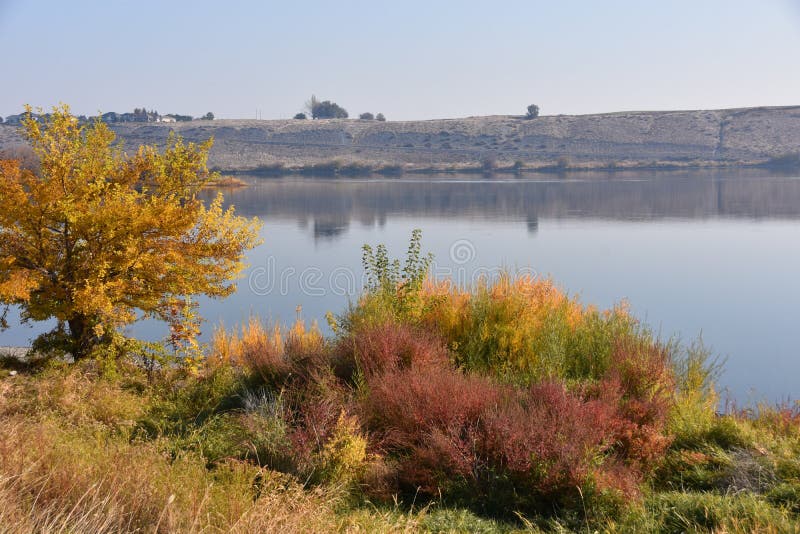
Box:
[3,106,799,173]
[225,157,797,178]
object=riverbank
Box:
[2,269,800,532]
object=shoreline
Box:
[224,158,798,178]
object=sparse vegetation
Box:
[293,112,307,120]
[358,112,375,120]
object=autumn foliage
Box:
[209,269,674,518]
[346,322,671,513]
[0,105,261,358]
[1,224,796,530]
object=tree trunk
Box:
[67,315,94,359]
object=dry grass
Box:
[0,367,343,534]
[0,413,345,533]
[0,362,436,534]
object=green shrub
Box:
[136,365,245,441]
[667,341,754,454]
[187,413,252,464]
[331,229,432,333]
[419,274,648,386]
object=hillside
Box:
[2,106,800,172]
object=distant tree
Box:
[306,95,348,119]
[359,112,374,120]
[164,114,193,122]
[526,104,540,119]
[481,153,498,173]
[305,95,319,117]
[293,112,307,120]
[376,113,386,122]
[202,112,214,120]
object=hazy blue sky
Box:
[1,0,799,120]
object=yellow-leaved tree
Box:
[0,105,262,359]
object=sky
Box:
[1,0,799,120]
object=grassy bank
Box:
[1,239,799,532]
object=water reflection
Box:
[201,170,800,402]
[209,170,800,239]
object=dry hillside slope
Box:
[2,106,799,171]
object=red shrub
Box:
[288,396,343,471]
[481,382,616,494]
[336,322,450,379]
[362,363,500,493]
[587,341,674,470]
[360,360,635,511]
[236,320,674,515]
[284,371,353,474]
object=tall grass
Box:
[0,376,342,533]
[417,274,646,385]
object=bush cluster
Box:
[187,232,678,521]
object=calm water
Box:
[3,169,800,401]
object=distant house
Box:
[101,112,119,123]
[159,115,176,123]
